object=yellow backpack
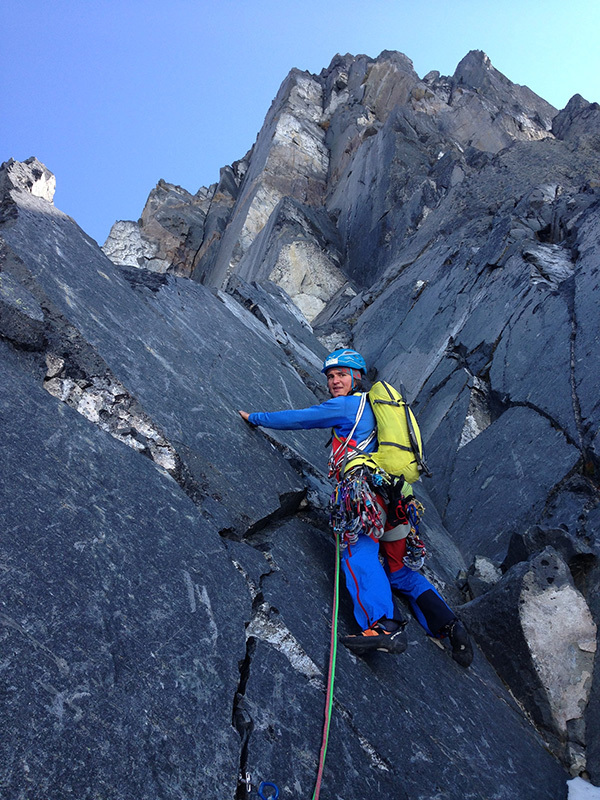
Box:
[342,381,430,484]
[369,381,429,483]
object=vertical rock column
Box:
[207,69,330,288]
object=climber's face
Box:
[326,367,360,397]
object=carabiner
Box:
[258,781,279,799]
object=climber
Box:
[239,348,473,666]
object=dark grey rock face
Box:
[5,41,600,796]
[234,197,348,321]
[444,407,580,561]
[453,50,557,134]
[1,181,331,538]
[102,48,558,296]
[0,339,249,800]
[584,552,600,786]
[1,157,573,799]
[235,517,568,800]
[0,262,45,348]
[552,93,600,144]
[103,167,243,278]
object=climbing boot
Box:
[442,619,473,668]
[341,618,407,655]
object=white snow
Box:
[568,777,600,799]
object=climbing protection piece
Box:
[403,497,427,570]
[258,781,279,799]
[330,469,429,569]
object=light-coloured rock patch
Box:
[520,576,597,733]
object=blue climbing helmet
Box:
[321,348,367,375]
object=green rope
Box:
[312,531,340,800]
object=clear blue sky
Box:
[1,0,598,245]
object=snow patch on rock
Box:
[520,577,597,732]
[567,777,600,799]
[102,220,164,270]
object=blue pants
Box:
[340,534,456,635]
[387,565,455,636]
[341,534,394,630]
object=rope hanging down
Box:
[312,530,341,800]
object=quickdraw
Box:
[239,772,279,798]
[329,468,430,567]
[403,498,427,570]
[329,467,388,547]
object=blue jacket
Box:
[248,394,377,453]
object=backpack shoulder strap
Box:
[336,393,368,476]
[399,383,432,478]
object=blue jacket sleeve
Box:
[248,397,356,431]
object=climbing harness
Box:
[328,392,375,477]
[311,529,341,800]
[329,467,429,569]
